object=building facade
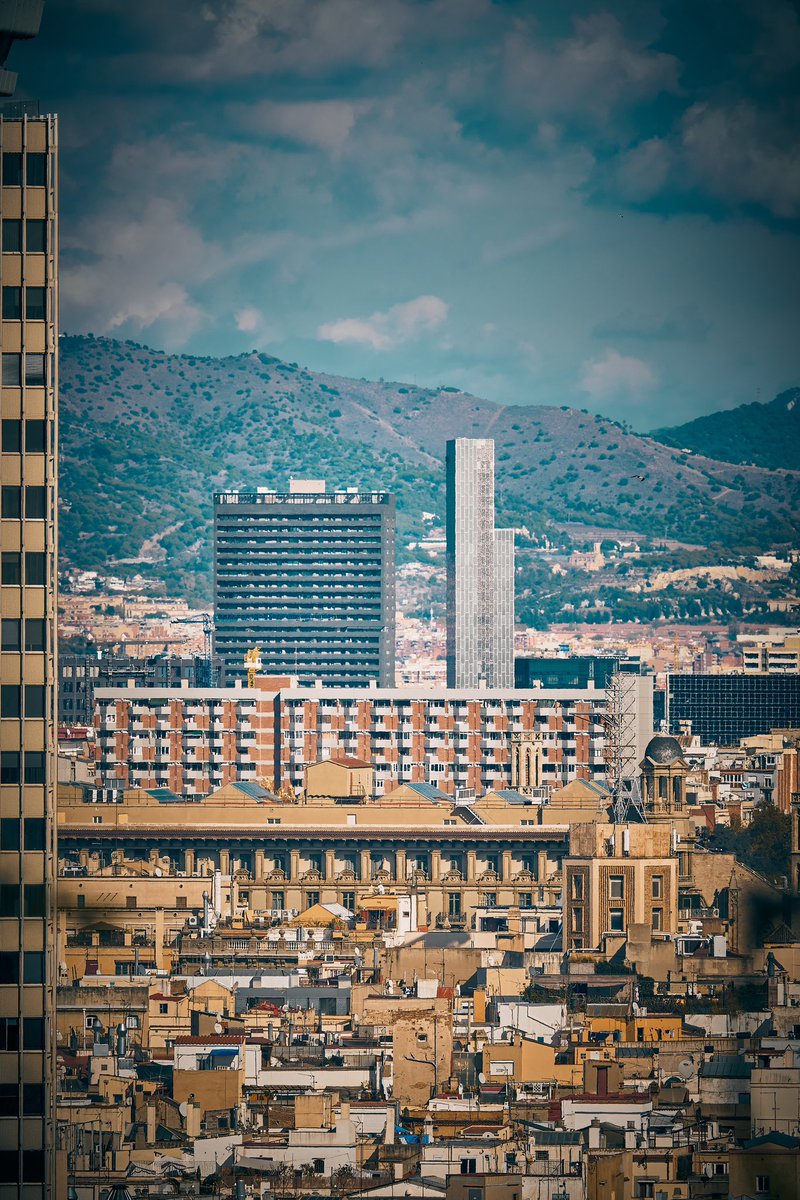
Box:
[213,481,395,688]
[93,679,633,799]
[740,628,800,675]
[667,673,800,744]
[58,652,222,725]
[0,106,57,1196]
[445,439,513,689]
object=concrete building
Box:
[92,677,638,798]
[58,651,221,725]
[0,94,58,1196]
[740,628,800,675]
[446,439,513,689]
[213,481,396,687]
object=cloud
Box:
[503,13,680,123]
[580,349,658,400]
[230,99,365,155]
[106,282,204,336]
[593,305,711,344]
[235,307,262,332]
[317,295,449,350]
[681,101,800,219]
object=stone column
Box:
[325,849,336,882]
[431,850,441,883]
[501,850,512,882]
[360,849,372,883]
[219,848,230,876]
[184,849,195,876]
[290,849,300,882]
[396,849,407,882]
[466,850,477,882]
[255,849,265,880]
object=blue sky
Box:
[17,0,800,427]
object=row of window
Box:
[570,874,664,900]
[0,883,47,917]
[1,417,47,453]
[1,550,48,584]
[0,684,48,718]
[571,906,664,932]
[2,285,46,320]
[1,618,47,652]
[1,151,49,187]
[0,754,48,787]
[1,352,49,387]
[2,217,47,253]
[0,1015,44,1051]
[1,484,48,519]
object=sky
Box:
[14,0,800,428]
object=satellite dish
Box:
[179,1102,189,1117]
[675,1059,694,1080]
[478,1072,486,1084]
[214,1022,223,1034]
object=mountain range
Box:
[59,335,800,603]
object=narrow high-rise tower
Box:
[0,71,58,1200]
[445,438,514,688]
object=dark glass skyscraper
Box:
[667,673,800,744]
[213,481,395,687]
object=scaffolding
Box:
[604,672,647,824]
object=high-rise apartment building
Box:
[667,673,800,745]
[445,438,514,688]
[0,82,58,1200]
[214,481,395,687]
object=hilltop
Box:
[59,335,800,604]
[653,387,800,471]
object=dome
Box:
[643,734,684,765]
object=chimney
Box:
[146,1103,157,1145]
[588,1119,601,1150]
[624,1120,637,1149]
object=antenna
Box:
[604,671,646,824]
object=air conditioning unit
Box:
[187,916,198,927]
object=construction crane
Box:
[244,646,262,689]
[173,613,214,687]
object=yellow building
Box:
[563,823,678,954]
[0,105,58,1195]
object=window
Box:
[2,218,21,251]
[572,907,584,932]
[24,684,46,717]
[25,287,45,320]
[126,895,137,909]
[23,885,46,918]
[22,1082,43,1115]
[1,552,21,584]
[25,552,46,584]
[460,1159,477,1175]
[467,1190,483,1200]
[0,817,20,848]
[271,891,284,910]
[482,892,497,907]
[755,1176,769,1194]
[22,1017,43,1050]
[76,893,85,908]
[22,1149,44,1183]
[2,152,22,185]
[24,618,46,652]
[176,895,187,909]
[25,485,46,518]
[306,890,319,907]
[0,751,21,786]
[609,875,624,899]
[609,908,624,932]
[0,1018,19,1051]
[26,218,46,252]
[24,352,45,386]
[1,418,20,451]
[0,953,19,983]
[1,685,21,717]
[519,892,532,908]
[1,486,21,517]
[636,1185,654,1200]
[571,873,584,900]
[23,748,45,787]
[1,352,21,386]
[25,418,46,452]
[1,618,20,651]
[0,885,19,916]
[448,891,462,917]
[159,1003,169,1014]
[651,907,663,931]
[1,286,20,319]
[652,875,663,899]
[24,817,45,849]
[25,153,47,186]
[342,891,355,910]
[0,1084,18,1116]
